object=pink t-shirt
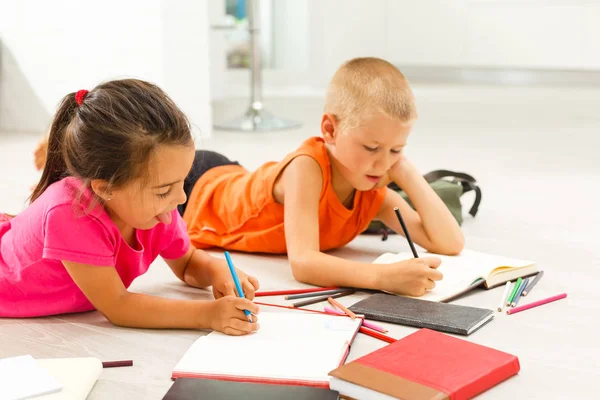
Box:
[0,177,190,317]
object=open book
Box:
[375,249,538,302]
[172,312,362,388]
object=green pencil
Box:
[506,278,522,306]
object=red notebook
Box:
[329,328,520,400]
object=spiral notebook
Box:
[172,312,362,388]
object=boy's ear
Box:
[90,179,113,201]
[321,113,339,144]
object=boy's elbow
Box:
[440,233,465,255]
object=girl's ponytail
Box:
[30,93,78,203]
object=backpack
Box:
[363,170,482,240]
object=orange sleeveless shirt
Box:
[183,137,387,254]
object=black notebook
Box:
[162,378,339,400]
[349,293,494,335]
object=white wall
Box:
[0,0,212,137]
[209,0,600,100]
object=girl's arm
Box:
[62,260,259,333]
[281,156,442,295]
[375,157,464,255]
[164,246,260,300]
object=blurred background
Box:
[1,0,599,245]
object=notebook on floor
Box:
[0,355,63,400]
[162,378,339,400]
[349,293,494,336]
[329,328,520,400]
[172,312,362,388]
[375,249,538,302]
[35,357,103,400]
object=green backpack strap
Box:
[363,169,482,240]
[422,170,481,217]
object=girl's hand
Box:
[209,259,260,300]
[208,296,260,335]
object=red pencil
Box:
[255,287,339,297]
[255,302,333,315]
[359,327,397,344]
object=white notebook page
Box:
[375,249,534,301]
[0,355,63,400]
[173,312,361,382]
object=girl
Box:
[0,79,259,336]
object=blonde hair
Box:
[324,57,417,131]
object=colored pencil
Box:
[359,326,397,344]
[285,288,349,300]
[292,289,355,308]
[255,302,330,315]
[498,281,511,312]
[506,278,522,306]
[328,296,357,320]
[324,307,388,333]
[255,287,339,297]
[394,207,419,258]
[224,251,252,322]
[511,277,529,307]
[522,271,544,296]
[507,293,567,315]
[102,360,133,368]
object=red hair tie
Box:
[75,90,89,106]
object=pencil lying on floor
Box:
[324,307,388,333]
[255,287,339,297]
[507,293,567,315]
[511,277,529,307]
[498,281,511,312]
[285,288,349,300]
[522,271,544,296]
[292,289,355,308]
[359,326,397,344]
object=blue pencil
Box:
[224,251,252,322]
[511,277,529,307]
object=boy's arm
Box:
[280,156,434,295]
[281,156,382,289]
[376,158,464,255]
[281,156,444,294]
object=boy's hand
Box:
[374,154,414,189]
[384,153,422,187]
[375,257,443,296]
[208,296,260,335]
[209,259,260,300]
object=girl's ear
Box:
[321,113,339,145]
[90,179,113,201]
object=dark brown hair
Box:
[30,79,192,203]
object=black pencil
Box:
[292,289,355,308]
[394,207,419,258]
[285,288,349,300]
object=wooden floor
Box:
[1,85,599,398]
